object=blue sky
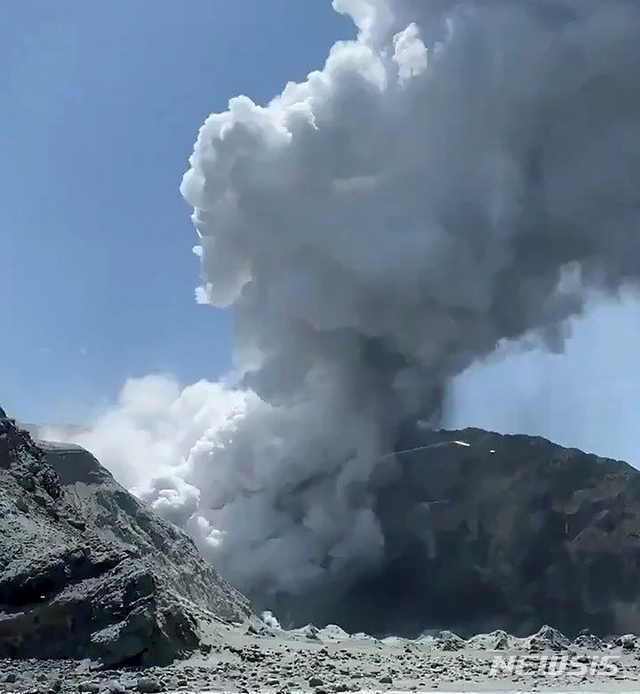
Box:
[4,1,640,469]
[0,1,354,423]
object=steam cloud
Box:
[46,0,640,608]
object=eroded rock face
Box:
[0,421,251,667]
[270,427,640,638]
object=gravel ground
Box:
[3,624,640,693]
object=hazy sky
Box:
[0,0,353,423]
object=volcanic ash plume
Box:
[55,0,640,608]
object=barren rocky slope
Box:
[272,426,640,639]
[0,418,251,668]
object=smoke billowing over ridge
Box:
[46,0,640,611]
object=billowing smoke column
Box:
[49,0,640,611]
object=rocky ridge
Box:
[0,418,251,668]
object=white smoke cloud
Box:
[261,610,282,630]
[393,24,428,83]
[41,375,249,490]
[47,0,640,608]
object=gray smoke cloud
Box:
[45,0,640,606]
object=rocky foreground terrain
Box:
[3,622,640,693]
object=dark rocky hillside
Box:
[273,426,640,638]
[0,418,251,668]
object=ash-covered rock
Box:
[525,624,570,652]
[0,418,251,667]
[615,633,638,650]
[435,630,466,651]
[573,628,606,650]
[466,629,513,650]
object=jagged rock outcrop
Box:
[0,419,251,667]
[272,427,640,638]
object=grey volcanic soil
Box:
[2,624,640,693]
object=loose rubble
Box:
[2,623,640,693]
